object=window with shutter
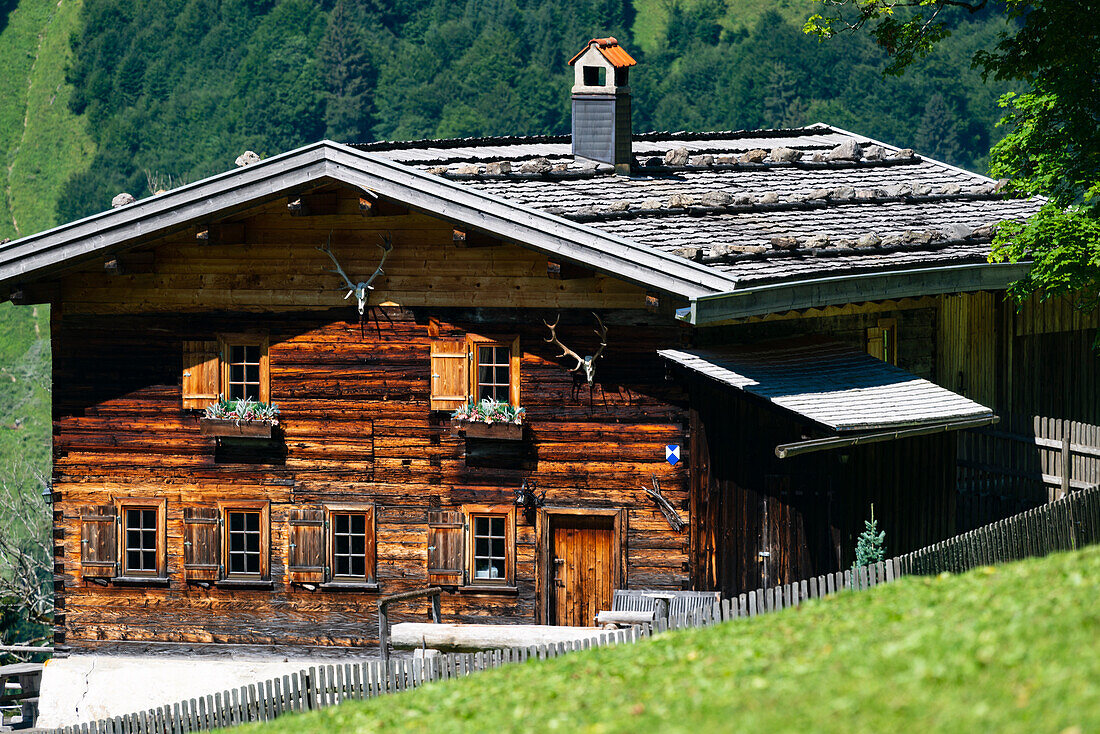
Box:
[469,335,521,407]
[182,507,221,581]
[218,500,270,580]
[219,334,270,403]
[427,511,465,585]
[326,505,376,585]
[80,505,118,578]
[117,498,167,579]
[429,340,468,410]
[182,341,221,409]
[287,509,326,584]
[464,505,515,587]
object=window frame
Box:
[218,333,270,403]
[115,497,167,580]
[866,318,898,365]
[466,335,521,408]
[217,500,270,582]
[462,504,515,588]
[324,503,377,587]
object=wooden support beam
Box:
[195,222,247,245]
[547,259,592,280]
[287,191,339,216]
[358,197,408,217]
[103,251,155,276]
[453,227,501,248]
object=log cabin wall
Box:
[49,189,692,651]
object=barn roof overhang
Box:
[0,140,736,301]
[681,260,1033,325]
[658,337,996,457]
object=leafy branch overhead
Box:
[808,0,1100,309]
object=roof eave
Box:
[685,261,1032,325]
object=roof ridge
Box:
[343,125,842,153]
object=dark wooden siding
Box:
[52,307,691,649]
[688,379,956,597]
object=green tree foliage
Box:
[55,0,1017,222]
[806,0,1100,308]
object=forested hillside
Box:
[0,0,1019,644]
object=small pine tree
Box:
[853,504,886,583]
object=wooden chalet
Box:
[0,37,1095,654]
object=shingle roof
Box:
[658,337,994,432]
[353,124,1041,288]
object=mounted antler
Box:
[543,312,607,385]
[317,231,394,316]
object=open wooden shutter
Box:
[80,505,117,578]
[430,340,468,410]
[427,511,465,585]
[182,341,221,408]
[183,507,221,581]
[288,509,326,584]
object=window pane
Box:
[351,515,364,534]
[351,556,365,576]
[246,555,259,574]
[127,550,140,569]
[231,345,245,363]
[335,515,349,534]
[230,555,244,573]
[244,383,260,401]
[230,513,243,532]
[490,517,505,535]
[246,533,259,552]
[474,517,489,535]
[230,364,244,383]
[351,536,364,555]
[245,365,260,383]
[127,529,141,548]
[246,513,259,532]
[491,539,505,557]
[245,346,260,363]
[230,533,243,552]
[475,559,490,578]
[490,559,504,579]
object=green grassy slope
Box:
[243,546,1100,734]
[6,0,94,236]
[633,0,809,53]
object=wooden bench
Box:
[597,589,722,627]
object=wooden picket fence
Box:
[47,483,1100,734]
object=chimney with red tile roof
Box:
[569,37,636,174]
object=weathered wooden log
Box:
[390,623,606,652]
[595,611,656,626]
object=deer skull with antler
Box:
[316,231,394,316]
[544,312,608,385]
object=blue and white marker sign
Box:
[665,444,680,466]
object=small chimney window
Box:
[615,68,628,86]
[583,66,606,86]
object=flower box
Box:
[200,418,275,439]
[450,420,524,441]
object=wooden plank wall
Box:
[689,379,956,598]
[941,291,1100,530]
[49,189,691,650]
[52,187,650,315]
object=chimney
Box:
[568,37,636,174]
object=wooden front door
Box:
[550,516,614,627]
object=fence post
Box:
[1061,429,1072,499]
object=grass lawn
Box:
[239,545,1099,733]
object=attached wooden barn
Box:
[0,38,1094,654]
